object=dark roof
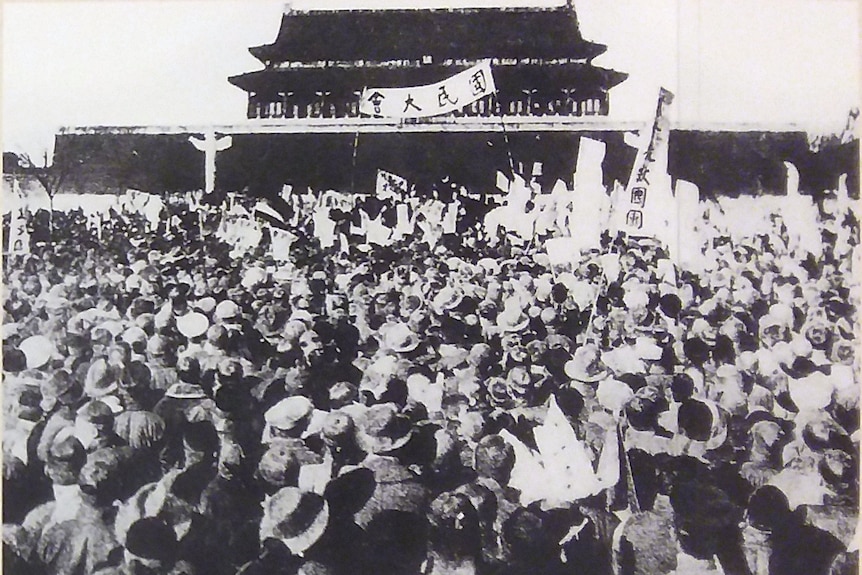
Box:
[249,6,605,63]
[228,62,627,96]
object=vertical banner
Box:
[359,60,496,119]
[675,180,703,272]
[610,88,677,251]
[573,137,608,248]
[7,178,30,254]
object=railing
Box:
[247,93,607,120]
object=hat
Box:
[328,381,359,408]
[42,370,83,404]
[788,372,834,411]
[257,441,303,489]
[241,266,268,289]
[176,312,209,339]
[120,326,148,347]
[77,445,131,498]
[678,399,714,441]
[4,348,27,373]
[357,403,415,454]
[383,323,421,353]
[85,360,122,398]
[165,382,207,400]
[432,288,464,314]
[146,335,167,357]
[320,411,356,443]
[476,258,501,275]
[659,294,682,318]
[474,434,515,482]
[45,436,87,485]
[596,378,634,413]
[20,335,56,370]
[126,518,179,563]
[564,344,610,383]
[76,400,114,425]
[215,300,240,320]
[428,491,477,531]
[264,396,313,431]
[17,386,43,422]
[193,297,216,314]
[260,487,329,554]
[830,339,855,365]
[114,410,166,449]
[354,457,429,528]
[496,307,530,333]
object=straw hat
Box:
[564,344,610,383]
[164,382,207,400]
[19,335,56,370]
[215,300,241,321]
[432,287,464,315]
[383,323,421,354]
[176,312,209,339]
[264,396,314,432]
[260,487,329,554]
[193,297,217,315]
[357,403,414,454]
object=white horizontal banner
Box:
[359,60,496,119]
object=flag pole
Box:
[350,88,365,195]
[493,94,516,177]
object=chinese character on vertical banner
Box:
[359,60,496,118]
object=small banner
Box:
[359,60,496,119]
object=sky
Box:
[2,0,859,157]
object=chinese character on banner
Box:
[368,91,385,115]
[437,86,459,108]
[626,210,644,229]
[468,70,487,96]
[635,164,651,185]
[630,187,647,207]
[403,94,421,113]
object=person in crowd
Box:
[2,175,858,575]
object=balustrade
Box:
[247,92,607,120]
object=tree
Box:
[16,151,63,242]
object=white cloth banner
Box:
[610,88,677,252]
[359,60,496,119]
[675,179,703,271]
[7,179,30,254]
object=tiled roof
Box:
[248,7,604,63]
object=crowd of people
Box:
[2,176,859,575]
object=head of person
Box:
[260,487,330,556]
[45,435,87,486]
[265,396,314,440]
[40,370,84,412]
[427,491,480,554]
[124,517,180,570]
[473,434,515,484]
[181,419,219,465]
[74,400,115,449]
